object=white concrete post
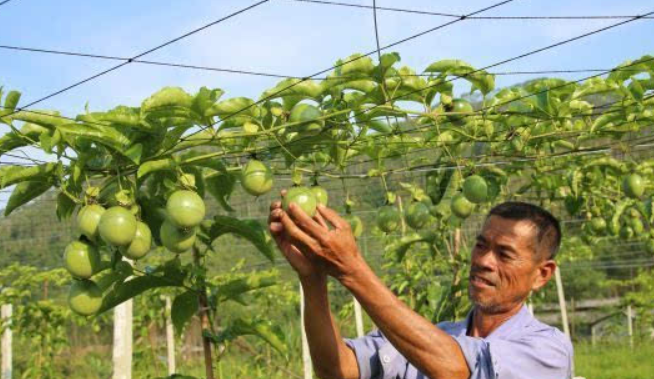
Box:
[113,259,134,379]
[165,296,176,375]
[300,284,312,379]
[627,305,634,348]
[554,267,573,377]
[1,304,12,379]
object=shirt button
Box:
[382,355,391,363]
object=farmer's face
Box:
[468,216,552,314]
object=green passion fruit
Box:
[446,99,473,124]
[405,202,431,230]
[623,174,645,199]
[450,193,474,219]
[63,240,101,279]
[68,280,103,316]
[282,187,318,217]
[289,103,323,134]
[590,217,607,234]
[77,204,106,240]
[344,215,363,238]
[98,207,137,246]
[160,220,196,254]
[620,225,635,240]
[310,186,329,206]
[629,217,645,235]
[241,160,274,196]
[120,222,152,260]
[377,206,401,233]
[166,190,206,229]
[462,175,488,204]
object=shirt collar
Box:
[461,304,532,339]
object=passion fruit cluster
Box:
[450,175,490,219]
[64,186,206,316]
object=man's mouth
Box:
[470,274,496,288]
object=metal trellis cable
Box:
[223,12,654,160]
[0,43,648,80]
[3,0,271,114]
[288,0,654,20]
[178,0,518,144]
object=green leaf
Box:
[339,53,375,76]
[209,215,274,261]
[98,273,184,314]
[0,132,28,154]
[424,59,495,95]
[5,180,53,216]
[207,97,258,119]
[0,163,56,189]
[57,122,131,152]
[204,318,287,355]
[56,192,77,220]
[386,232,436,262]
[4,91,21,111]
[192,87,225,118]
[261,79,323,101]
[7,110,66,129]
[205,171,236,212]
[123,143,143,165]
[212,272,277,303]
[171,290,199,336]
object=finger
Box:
[287,203,328,240]
[313,211,329,229]
[269,221,284,234]
[280,189,288,198]
[317,205,348,229]
[279,210,320,250]
[269,201,282,212]
[268,208,283,225]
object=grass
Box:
[574,340,654,379]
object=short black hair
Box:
[487,201,562,260]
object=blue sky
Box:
[1,0,653,207]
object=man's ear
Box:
[532,260,556,292]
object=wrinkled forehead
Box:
[479,215,539,251]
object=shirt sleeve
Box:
[344,329,405,379]
[452,330,573,379]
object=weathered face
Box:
[468,215,555,314]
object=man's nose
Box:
[473,248,496,270]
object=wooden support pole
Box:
[165,296,176,375]
[300,284,313,379]
[1,304,11,379]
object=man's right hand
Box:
[268,198,323,280]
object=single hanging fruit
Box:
[63,240,101,279]
[166,190,206,229]
[241,160,274,196]
[377,206,401,233]
[623,174,645,199]
[68,280,103,316]
[282,187,318,217]
[311,186,329,206]
[77,204,106,240]
[405,202,431,230]
[98,206,137,246]
[451,193,474,219]
[462,175,488,204]
[120,221,152,260]
[160,220,196,253]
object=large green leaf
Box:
[212,272,277,303]
[4,180,53,216]
[137,158,177,179]
[57,122,131,152]
[4,91,21,111]
[261,79,323,101]
[208,215,274,261]
[204,318,287,355]
[0,163,56,189]
[0,132,28,154]
[6,110,66,129]
[424,59,495,95]
[192,86,225,118]
[98,273,184,314]
[205,171,236,212]
[171,290,199,336]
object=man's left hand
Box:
[280,202,364,280]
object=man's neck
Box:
[469,302,524,338]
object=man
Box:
[268,199,573,379]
